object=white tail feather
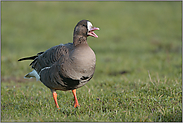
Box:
[24,70,40,81]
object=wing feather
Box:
[31,43,73,73]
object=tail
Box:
[24,70,40,81]
[18,51,44,61]
[19,52,44,81]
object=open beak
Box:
[88,27,100,38]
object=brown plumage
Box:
[18,20,99,109]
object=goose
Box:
[18,20,99,109]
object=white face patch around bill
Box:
[87,21,93,31]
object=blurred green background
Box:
[1,1,182,122]
[2,1,181,79]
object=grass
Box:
[1,1,182,122]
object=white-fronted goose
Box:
[18,20,99,109]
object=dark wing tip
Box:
[18,51,44,62]
[18,58,25,61]
[18,56,37,62]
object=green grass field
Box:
[1,1,182,122]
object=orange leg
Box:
[52,90,60,109]
[72,89,80,108]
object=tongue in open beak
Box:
[88,27,99,38]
